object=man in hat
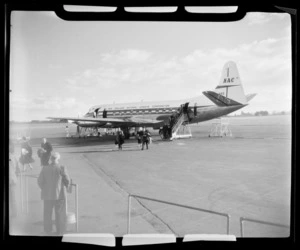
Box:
[37,152,70,235]
[137,127,143,149]
[40,138,53,167]
[115,128,124,150]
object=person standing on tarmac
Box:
[115,128,125,150]
[37,152,70,236]
[137,127,143,149]
[141,127,151,150]
[19,136,34,171]
[39,138,53,167]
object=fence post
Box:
[240,217,244,237]
[20,170,24,213]
[127,195,131,234]
[75,184,78,232]
[25,173,29,213]
[227,215,230,235]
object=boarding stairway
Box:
[170,103,192,140]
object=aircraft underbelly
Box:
[192,105,245,123]
[75,104,244,128]
[76,121,105,127]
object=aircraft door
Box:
[94,108,100,118]
[103,109,107,118]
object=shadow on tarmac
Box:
[65,148,143,153]
[28,135,166,149]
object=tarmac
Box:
[9,115,291,238]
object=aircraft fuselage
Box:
[76,103,246,129]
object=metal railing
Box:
[18,171,79,232]
[128,194,230,235]
[240,217,289,237]
[67,181,79,232]
[19,170,34,214]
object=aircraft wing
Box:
[126,117,164,127]
[47,116,163,127]
[47,116,125,123]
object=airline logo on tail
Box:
[218,61,242,87]
[223,78,234,83]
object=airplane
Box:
[48,61,256,139]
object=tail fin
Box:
[213,61,247,105]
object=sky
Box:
[9,10,292,121]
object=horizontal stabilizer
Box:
[203,91,243,107]
[246,93,257,102]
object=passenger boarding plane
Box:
[48,61,256,139]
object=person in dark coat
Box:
[141,127,151,150]
[137,127,143,148]
[162,124,169,139]
[37,152,70,235]
[115,128,124,150]
[19,137,34,170]
[40,138,53,167]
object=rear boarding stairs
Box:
[167,102,192,140]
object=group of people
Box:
[159,103,192,140]
[161,124,172,140]
[115,127,152,150]
[9,136,71,236]
[10,126,153,235]
[19,136,34,170]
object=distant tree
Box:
[242,111,254,116]
[255,111,269,116]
